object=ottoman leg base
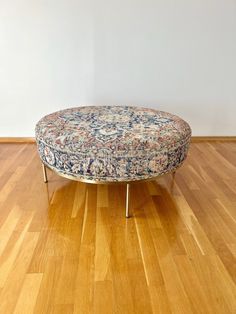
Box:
[41,166,131,218]
[126,183,130,218]
[42,163,48,183]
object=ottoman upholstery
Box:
[35,106,191,183]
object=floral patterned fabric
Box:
[35,106,191,182]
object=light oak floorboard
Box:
[0,142,235,313]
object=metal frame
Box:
[126,183,130,218]
[42,163,48,183]
[42,162,178,218]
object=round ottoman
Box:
[35,106,191,217]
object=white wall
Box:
[0,0,235,136]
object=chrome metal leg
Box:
[126,183,130,218]
[42,163,48,183]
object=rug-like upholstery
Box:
[35,106,191,182]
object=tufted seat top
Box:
[35,106,191,182]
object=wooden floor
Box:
[0,142,235,314]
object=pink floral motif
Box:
[44,146,55,165]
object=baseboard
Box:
[0,137,35,143]
[191,136,236,142]
[0,136,235,144]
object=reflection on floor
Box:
[0,141,235,313]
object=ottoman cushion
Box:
[35,106,191,182]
